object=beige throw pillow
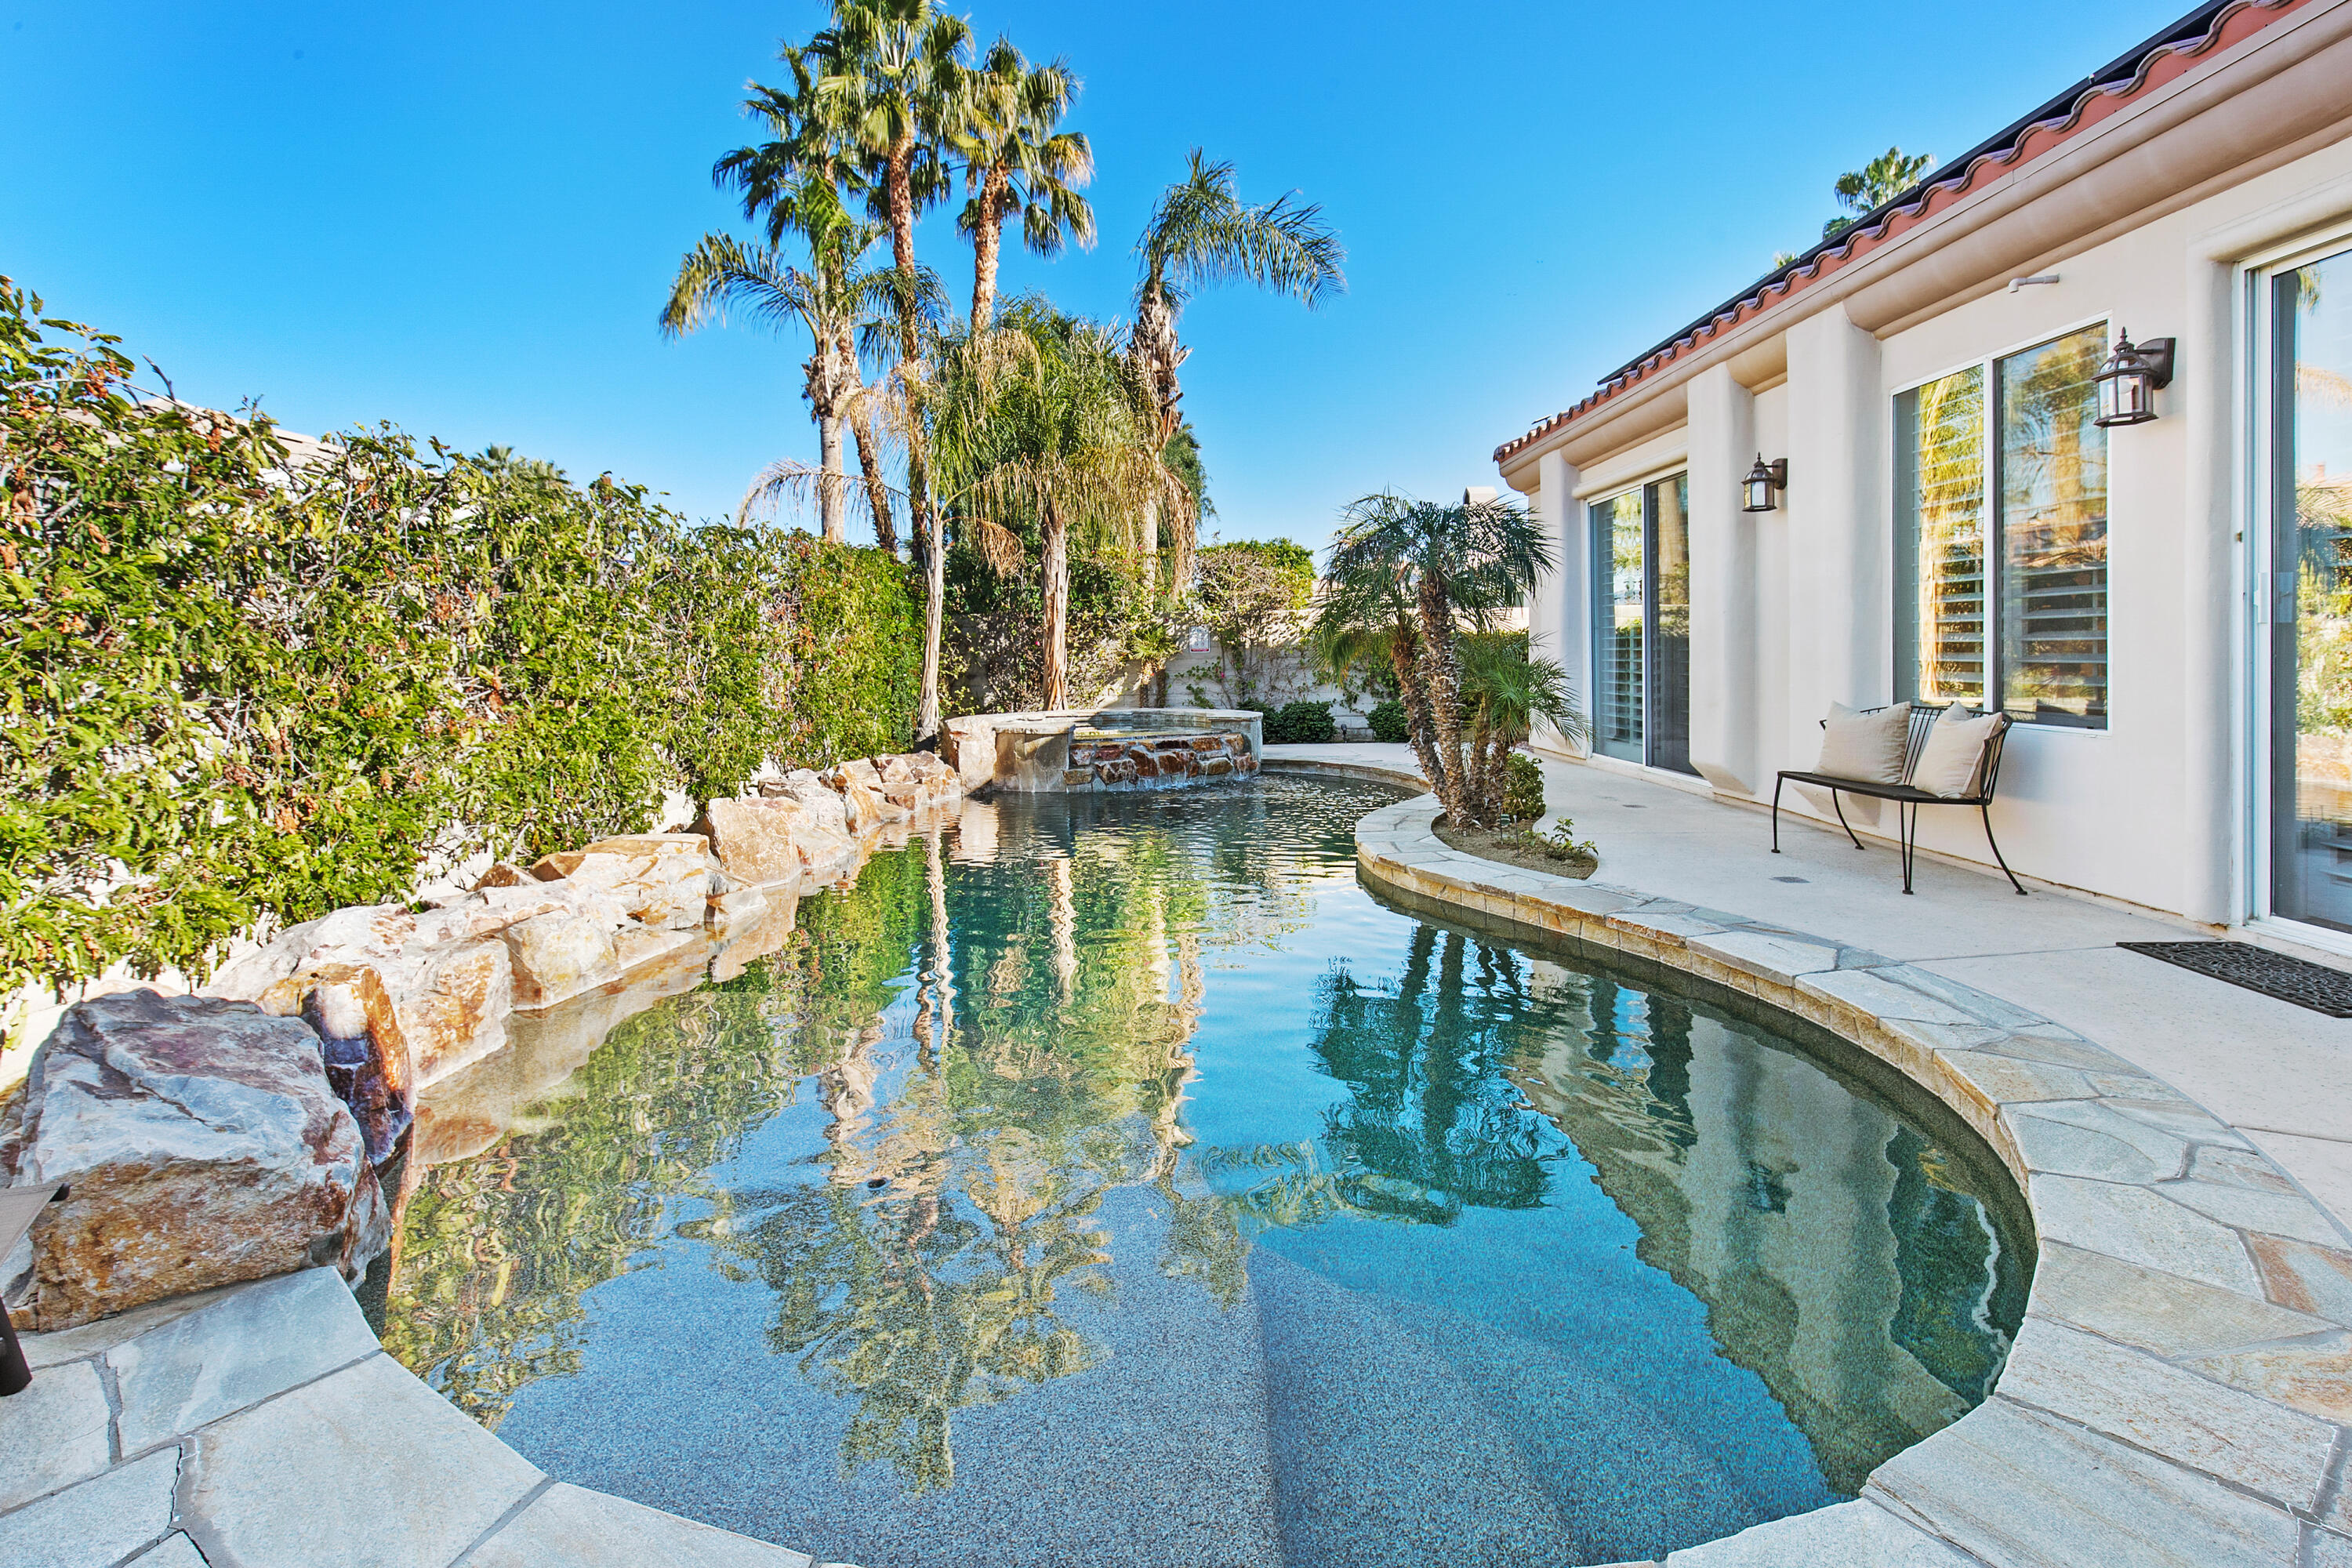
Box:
[1817,702,1909,785]
[1910,705,2003,797]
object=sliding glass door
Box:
[1590,474,1693,775]
[2263,242,2352,935]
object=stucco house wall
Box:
[1502,0,2352,933]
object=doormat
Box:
[2118,942,2352,1018]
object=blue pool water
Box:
[381,775,2027,1567]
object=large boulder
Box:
[212,908,514,1094]
[532,835,717,931]
[5,990,389,1331]
[765,771,851,837]
[499,912,619,1009]
[748,782,860,884]
[877,751,964,814]
[826,761,906,834]
[697,798,804,887]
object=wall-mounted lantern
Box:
[1742,455,1788,513]
[2092,328,2176,427]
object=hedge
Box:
[0,279,918,1000]
[1261,699,1336,746]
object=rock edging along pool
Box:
[1336,773,2352,1568]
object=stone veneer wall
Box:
[1063,731,1257,789]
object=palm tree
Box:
[714,49,902,552]
[805,0,977,740]
[660,183,890,543]
[1825,147,1934,238]
[933,303,1186,710]
[1322,492,1554,826]
[1131,151,1344,590]
[1311,549,1447,798]
[954,40,1094,333]
[1460,637,1585,823]
[809,0,971,326]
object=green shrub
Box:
[0,280,919,1000]
[1503,752,1546,822]
[1263,699,1336,745]
[1367,699,1409,744]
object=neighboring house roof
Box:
[1492,0,2307,466]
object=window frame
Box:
[1890,312,2116,732]
[1587,470,1696,776]
[2243,220,2352,948]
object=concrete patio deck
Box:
[1267,742,2352,1230]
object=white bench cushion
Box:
[1911,704,2004,797]
[1817,702,1910,785]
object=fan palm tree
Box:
[806,0,978,739]
[954,40,1094,333]
[660,184,891,543]
[1131,151,1344,590]
[720,1,974,735]
[1460,637,1584,822]
[1310,555,1447,800]
[1323,492,1553,826]
[714,52,901,552]
[933,303,1186,710]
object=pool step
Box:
[1248,1246,1774,1567]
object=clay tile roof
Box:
[1493,0,2303,467]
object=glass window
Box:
[2268,246,2352,933]
[1649,475,1692,775]
[1999,327,2109,727]
[1895,367,1987,708]
[1894,327,2108,728]
[1592,491,1645,762]
[1588,477,1694,774]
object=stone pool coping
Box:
[1290,763,2352,1567]
[0,1264,828,1567]
[8,764,2348,1567]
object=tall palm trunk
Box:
[883,135,945,740]
[1041,502,1069,710]
[1388,622,1448,803]
[1131,282,1189,587]
[970,166,1008,331]
[816,409,847,543]
[1415,572,1468,821]
[851,399,894,557]
[921,502,946,735]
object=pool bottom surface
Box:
[383,778,2027,1568]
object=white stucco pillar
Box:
[1785,303,1887,731]
[2180,256,2237,926]
[1532,448,1588,756]
[1687,364,1759,793]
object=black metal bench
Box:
[1772,703,2026,896]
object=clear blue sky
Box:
[5,1,2190,551]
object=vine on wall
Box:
[0,281,918,998]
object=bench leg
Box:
[0,1301,31,1396]
[1981,802,2028,895]
[1900,800,1917,894]
[1771,775,1784,851]
[1828,789,1865,851]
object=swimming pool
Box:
[377,775,2027,1568]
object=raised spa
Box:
[376,775,2028,1568]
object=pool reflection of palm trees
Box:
[703,815,1235,1491]
[384,782,2021,1515]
